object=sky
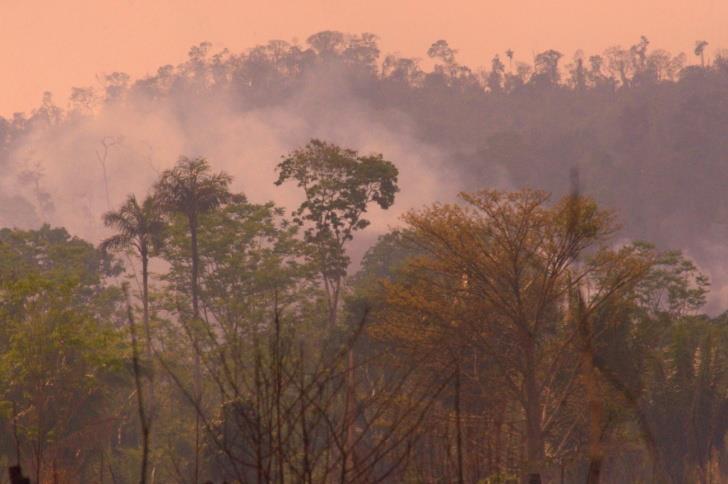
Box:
[1,0,726,116]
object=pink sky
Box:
[2,0,726,115]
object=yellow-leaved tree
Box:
[371,189,656,483]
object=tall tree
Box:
[275,139,399,327]
[0,226,126,482]
[533,49,563,86]
[386,189,654,482]
[153,156,231,483]
[487,55,505,93]
[694,40,709,68]
[101,194,164,484]
[275,139,398,478]
[154,157,232,323]
[101,194,164,361]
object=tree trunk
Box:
[274,306,285,484]
[138,250,157,484]
[189,215,202,484]
[141,250,155,447]
[299,343,312,484]
[142,253,151,357]
[523,346,544,484]
[344,346,356,479]
[454,361,465,484]
[327,276,340,328]
[581,322,604,484]
[12,400,21,466]
[190,215,200,320]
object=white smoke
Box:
[3,62,458,265]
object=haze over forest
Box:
[2,31,728,306]
[1,19,728,484]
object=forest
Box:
[0,31,727,483]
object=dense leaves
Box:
[1,37,728,478]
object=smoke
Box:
[4,36,724,312]
[2,63,457,258]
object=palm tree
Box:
[153,156,231,323]
[102,193,164,357]
[153,156,231,482]
[695,40,709,68]
[101,193,164,484]
[506,48,514,71]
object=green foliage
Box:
[0,226,128,479]
[275,139,399,279]
[101,194,165,258]
[1,158,726,483]
[7,31,728,481]
[154,156,232,223]
[632,241,710,315]
[161,194,318,322]
[0,224,119,294]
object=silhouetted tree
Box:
[153,156,231,483]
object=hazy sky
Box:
[2,0,726,115]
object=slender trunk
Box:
[342,345,356,481]
[190,215,200,320]
[494,418,502,476]
[454,361,465,484]
[580,318,604,484]
[274,303,285,484]
[142,252,151,357]
[328,271,356,481]
[254,342,264,484]
[189,215,202,484]
[12,400,21,466]
[141,252,155,475]
[523,345,544,484]
[326,276,340,328]
[128,295,150,484]
[299,343,312,484]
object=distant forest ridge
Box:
[1,31,728,306]
[2,32,720,116]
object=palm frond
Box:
[101,194,165,256]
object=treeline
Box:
[0,140,726,483]
[2,32,728,292]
